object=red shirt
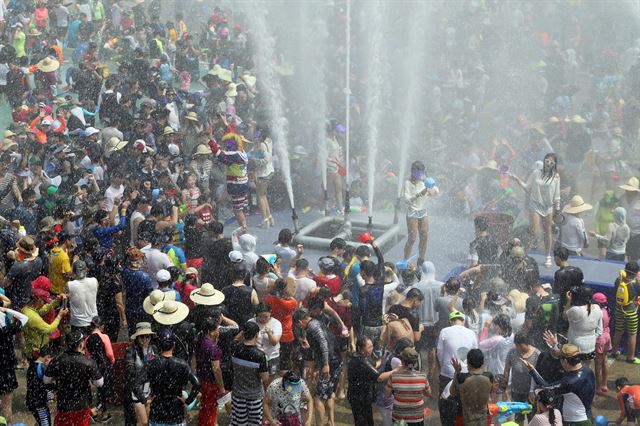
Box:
[313,275,341,296]
[263,296,297,343]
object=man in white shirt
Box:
[66,260,98,332]
[293,258,316,303]
[103,172,125,212]
[560,195,591,256]
[141,233,173,288]
[436,310,478,393]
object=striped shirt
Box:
[386,369,430,422]
[231,342,269,400]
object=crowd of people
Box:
[1,0,640,426]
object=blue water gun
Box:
[488,402,532,422]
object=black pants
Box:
[349,399,374,426]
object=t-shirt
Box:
[313,274,341,296]
[453,372,494,425]
[6,257,43,310]
[195,336,223,383]
[294,276,316,303]
[141,246,173,287]
[436,324,478,378]
[525,293,560,347]
[249,317,283,360]
[67,277,99,327]
[529,409,563,426]
[274,244,296,273]
[49,246,71,295]
[231,342,269,400]
[387,304,419,332]
[468,234,500,264]
[360,282,385,327]
[266,377,310,420]
[506,348,540,394]
[614,277,640,313]
[386,370,430,422]
[222,284,254,326]
[435,295,463,331]
[264,296,297,343]
[567,304,602,354]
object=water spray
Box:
[393,197,401,224]
[291,208,300,234]
[343,0,351,224]
[323,189,329,217]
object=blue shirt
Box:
[122,267,153,315]
[12,204,38,235]
[93,215,127,251]
[160,287,181,302]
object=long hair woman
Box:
[402,161,439,266]
[513,152,561,268]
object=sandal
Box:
[626,358,640,364]
[268,215,275,227]
[258,218,270,229]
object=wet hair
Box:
[292,307,310,323]
[229,264,248,283]
[356,336,372,352]
[200,317,219,335]
[393,337,414,355]
[282,371,301,389]
[405,288,424,301]
[462,297,479,323]
[444,277,461,295]
[542,153,558,182]
[514,332,531,346]
[295,258,309,271]
[402,269,418,287]
[207,221,224,235]
[492,314,512,337]
[273,278,287,295]
[242,321,260,340]
[278,228,293,245]
[537,389,559,425]
[625,261,640,276]
[330,238,346,251]
[255,257,270,275]
[467,348,484,369]
[569,285,592,314]
[616,377,630,389]
[553,246,569,261]
[474,216,489,232]
[344,245,356,261]
[355,245,371,259]
[360,260,377,278]
[254,302,271,314]
[21,188,36,200]
[90,316,103,330]
[307,294,326,312]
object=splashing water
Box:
[241,0,295,209]
[396,2,432,198]
[363,0,387,214]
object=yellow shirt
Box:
[22,302,61,358]
[49,246,71,295]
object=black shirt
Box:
[360,282,385,327]
[222,284,254,325]
[45,351,103,412]
[347,354,380,403]
[469,234,500,265]
[146,354,200,423]
[26,360,51,410]
[5,257,43,310]
[201,236,233,288]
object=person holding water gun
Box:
[401,161,439,267]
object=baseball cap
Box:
[449,310,465,321]
[84,127,99,137]
[229,250,243,263]
[592,292,607,304]
[156,269,171,283]
[158,328,176,350]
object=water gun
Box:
[424,177,436,189]
[488,402,532,422]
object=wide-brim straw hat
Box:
[130,322,155,340]
[105,136,129,153]
[190,283,225,306]
[528,122,546,136]
[163,126,176,136]
[563,195,593,214]
[16,236,39,258]
[153,300,190,325]
[619,177,640,192]
[143,289,176,315]
[207,64,223,76]
[37,57,60,72]
[185,111,199,122]
[569,114,587,124]
[241,73,256,88]
[218,69,233,82]
[194,144,211,156]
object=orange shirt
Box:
[263,296,297,343]
[619,385,640,413]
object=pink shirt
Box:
[596,308,611,344]
[34,7,49,28]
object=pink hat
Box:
[592,292,607,304]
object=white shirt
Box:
[130,210,146,246]
[560,214,587,253]
[567,304,602,354]
[294,276,316,303]
[437,324,478,378]
[249,317,282,360]
[141,245,173,288]
[104,184,124,212]
[67,277,99,327]
[412,278,443,326]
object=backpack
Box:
[616,279,638,307]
